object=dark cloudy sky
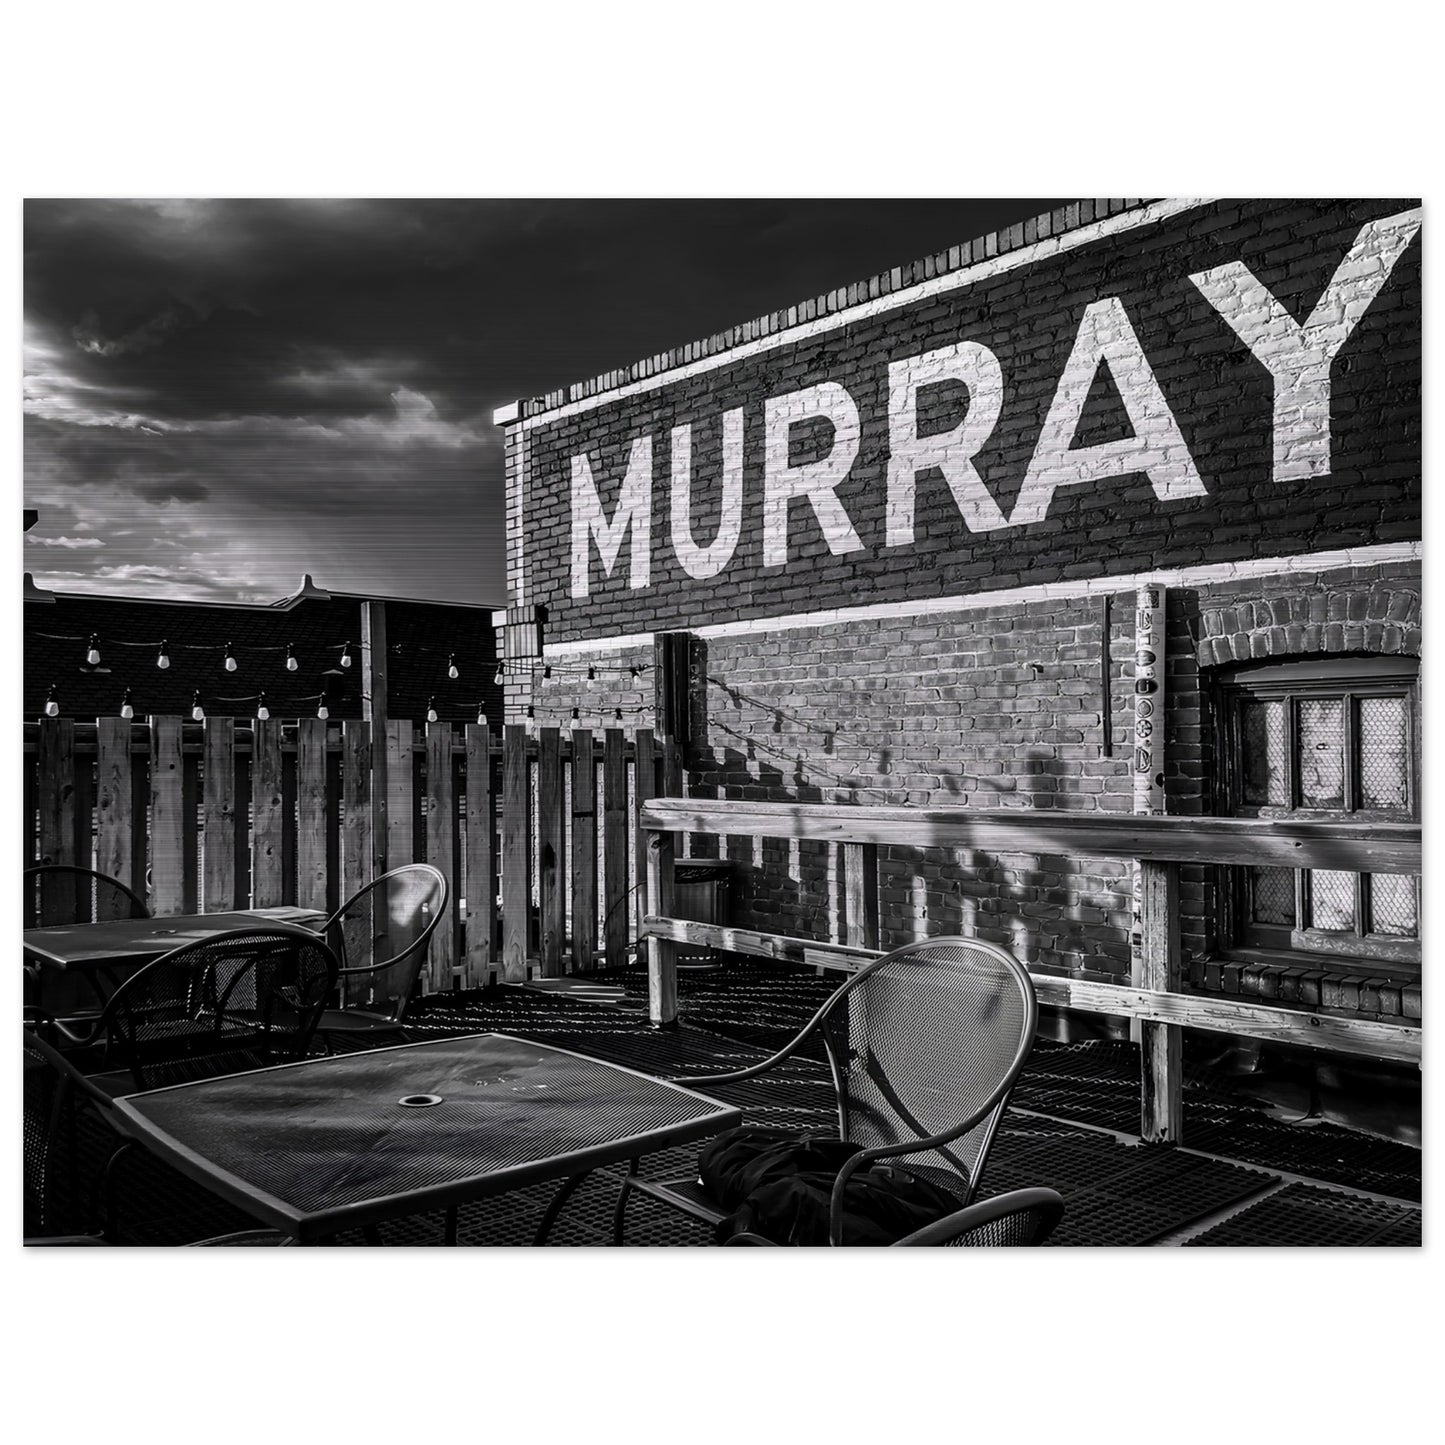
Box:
[24,199,1068,606]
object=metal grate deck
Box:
[1184,1182,1421,1247]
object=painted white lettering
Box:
[569,437,652,599]
[1011,297,1206,526]
[762,382,863,568]
[886,342,1008,545]
[669,409,744,580]
[1190,208,1421,484]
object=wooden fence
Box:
[23,716,668,991]
[639,798,1423,1146]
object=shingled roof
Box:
[24,575,502,726]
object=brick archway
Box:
[1194,586,1420,668]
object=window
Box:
[1213,655,1420,975]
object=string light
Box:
[571,705,580,721]
[339,642,353,668]
[86,634,101,666]
[614,707,623,721]
[543,663,552,679]
[493,664,504,686]
[317,699,329,720]
[157,640,170,670]
[477,704,486,725]
[120,688,134,721]
[191,691,205,722]
[629,666,641,678]
[256,692,270,722]
[44,684,59,718]
[526,705,535,720]
[224,642,238,672]
[286,646,298,672]
[587,664,596,681]
[448,653,460,680]
[427,696,439,724]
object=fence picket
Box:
[252,718,285,907]
[464,724,495,987]
[37,719,78,923]
[570,728,597,973]
[295,718,328,912]
[426,720,456,992]
[94,719,136,910]
[633,728,656,934]
[341,721,373,1004]
[202,718,237,912]
[603,728,630,970]
[386,720,414,875]
[149,717,185,916]
[537,727,564,976]
[501,724,529,982]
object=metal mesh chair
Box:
[614,936,1039,1246]
[94,925,338,1091]
[23,1029,131,1240]
[24,864,151,1035]
[313,864,447,1045]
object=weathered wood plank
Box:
[362,600,389,874]
[295,718,329,913]
[842,842,879,950]
[1139,860,1183,1144]
[37,718,78,924]
[463,724,495,987]
[634,728,656,932]
[501,724,530,982]
[341,721,373,1003]
[251,718,285,907]
[603,728,630,971]
[201,719,237,912]
[537,727,564,977]
[646,829,678,1026]
[72,752,94,880]
[181,752,200,913]
[638,916,1422,1065]
[386,720,414,872]
[149,716,185,916]
[425,720,456,992]
[94,718,135,913]
[570,729,597,973]
[639,800,1422,874]
[23,747,38,871]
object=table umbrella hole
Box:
[398,1094,444,1108]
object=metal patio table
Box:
[110,1033,743,1244]
[23,906,327,975]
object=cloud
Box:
[72,301,212,357]
[132,478,210,503]
[25,534,106,549]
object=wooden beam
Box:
[638,800,1421,874]
[1139,860,1183,1144]
[94,718,135,913]
[385,720,413,873]
[201,718,237,912]
[149,717,184,916]
[463,724,495,987]
[570,728,597,974]
[637,915,1422,1065]
[361,601,389,875]
[842,842,879,950]
[341,721,373,1004]
[425,720,456,992]
[501,723,529,983]
[646,829,678,1026]
[295,718,329,913]
[251,718,285,907]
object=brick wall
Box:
[496,197,1422,1001]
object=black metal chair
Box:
[89,924,339,1092]
[719,1187,1066,1247]
[312,863,448,1047]
[613,936,1039,1247]
[23,864,152,1036]
[23,1028,133,1241]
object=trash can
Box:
[672,859,734,970]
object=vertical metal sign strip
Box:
[1131,582,1167,1029]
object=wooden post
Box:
[463,723,495,987]
[341,721,373,1003]
[149,716,185,916]
[634,727,656,937]
[1130,582,1167,1044]
[570,728,597,974]
[501,723,530,982]
[36,717,78,924]
[385,720,413,872]
[95,717,135,914]
[425,720,456,992]
[603,728,630,970]
[537,727,565,976]
[842,842,879,950]
[1139,858,1184,1144]
[251,718,285,907]
[362,601,389,876]
[647,824,678,1026]
[295,717,329,914]
[201,718,237,912]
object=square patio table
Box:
[111,1033,743,1244]
[23,906,327,974]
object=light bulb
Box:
[317,701,329,720]
[571,706,580,721]
[120,689,134,721]
[256,694,270,722]
[157,641,170,669]
[86,635,101,666]
[191,692,205,722]
[614,708,623,720]
[44,685,59,718]
[426,697,439,724]
[448,654,460,680]
[543,664,552,679]
[286,647,298,672]
[493,666,504,686]
[224,643,237,672]
[587,664,596,681]
[340,642,353,668]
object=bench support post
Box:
[1139,859,1183,1144]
